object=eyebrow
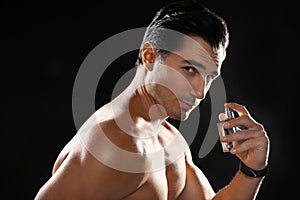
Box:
[182,59,218,76]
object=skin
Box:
[34,35,269,200]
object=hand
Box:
[219,102,270,170]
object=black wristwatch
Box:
[239,162,269,178]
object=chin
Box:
[180,113,190,121]
[169,109,190,121]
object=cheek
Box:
[151,84,177,101]
[150,64,192,96]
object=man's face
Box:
[146,35,222,121]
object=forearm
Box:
[213,170,265,200]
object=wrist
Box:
[239,162,269,178]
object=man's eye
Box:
[183,66,196,73]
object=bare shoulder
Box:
[160,121,216,199]
[35,120,148,200]
[178,148,216,200]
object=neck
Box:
[110,68,168,137]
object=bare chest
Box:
[122,155,186,200]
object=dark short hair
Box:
[137,0,229,65]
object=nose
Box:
[190,76,206,100]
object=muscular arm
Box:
[178,151,216,200]
[181,102,269,200]
[213,102,269,199]
[212,170,264,200]
[179,149,265,200]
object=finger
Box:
[229,136,267,155]
[218,113,227,121]
[223,115,263,131]
[224,102,250,117]
[220,129,265,143]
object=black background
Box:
[2,0,296,199]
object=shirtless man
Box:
[35,0,270,199]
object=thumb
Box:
[218,113,227,121]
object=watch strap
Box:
[239,162,269,178]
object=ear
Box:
[141,42,157,70]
